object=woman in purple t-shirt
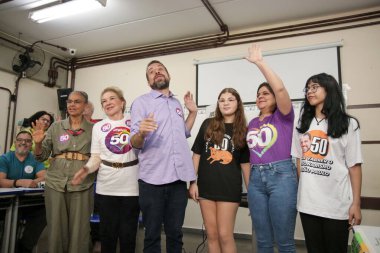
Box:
[246,44,298,253]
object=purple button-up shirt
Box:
[130,90,196,185]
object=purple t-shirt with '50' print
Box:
[247,107,294,165]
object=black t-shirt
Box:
[192,118,250,202]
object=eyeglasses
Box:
[39,117,51,124]
[303,85,321,94]
[16,138,32,144]
[218,98,237,103]
[66,99,84,105]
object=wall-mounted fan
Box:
[12,46,45,77]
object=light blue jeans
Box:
[247,158,298,253]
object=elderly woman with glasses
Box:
[33,91,96,253]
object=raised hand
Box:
[245,44,263,64]
[31,121,46,144]
[138,112,158,137]
[184,91,197,113]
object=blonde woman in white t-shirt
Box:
[72,86,139,253]
[292,73,363,253]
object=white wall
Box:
[74,24,380,237]
[0,71,59,153]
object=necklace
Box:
[315,117,325,125]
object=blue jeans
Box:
[247,159,298,253]
[139,180,188,253]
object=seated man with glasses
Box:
[11,111,55,170]
[0,130,46,253]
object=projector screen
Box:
[196,46,341,106]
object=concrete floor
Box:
[34,226,309,253]
[121,227,306,253]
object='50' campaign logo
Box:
[246,124,278,158]
[105,127,132,154]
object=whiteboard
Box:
[196,46,341,106]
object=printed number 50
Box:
[110,134,129,145]
[310,137,328,156]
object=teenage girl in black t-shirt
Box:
[189,88,250,253]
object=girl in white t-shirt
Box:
[292,73,363,253]
[72,86,139,253]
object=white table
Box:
[0,188,44,253]
[0,188,23,253]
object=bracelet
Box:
[13,179,18,188]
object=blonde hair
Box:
[100,86,126,112]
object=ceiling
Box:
[0,0,379,58]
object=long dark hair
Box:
[296,73,359,138]
[22,111,54,128]
[205,88,247,148]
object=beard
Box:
[150,79,169,90]
[15,148,29,156]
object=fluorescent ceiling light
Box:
[29,0,107,23]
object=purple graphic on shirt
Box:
[101,123,111,132]
[104,126,132,154]
[59,134,70,142]
[176,108,183,118]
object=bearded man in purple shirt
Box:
[130,60,197,253]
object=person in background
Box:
[32,91,95,253]
[72,86,140,253]
[0,130,46,253]
[83,101,100,123]
[189,88,250,253]
[18,111,54,134]
[130,60,197,253]
[292,73,362,253]
[12,111,54,168]
[246,44,298,253]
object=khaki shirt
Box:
[36,117,95,192]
